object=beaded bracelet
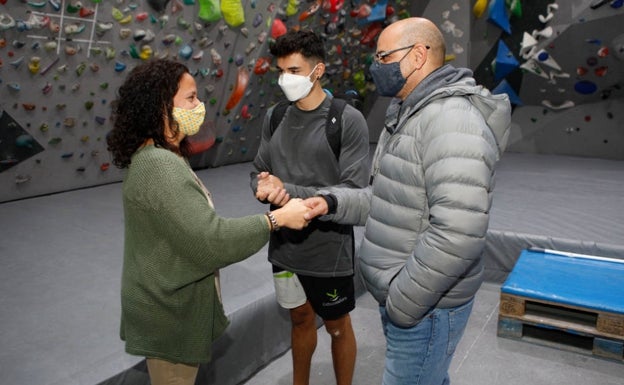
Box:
[266,211,279,231]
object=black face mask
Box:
[369,60,407,97]
[369,46,418,97]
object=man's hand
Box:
[302,196,329,221]
[256,172,289,206]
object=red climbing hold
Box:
[253,57,271,75]
[271,18,287,39]
[360,22,383,47]
[299,0,321,21]
[225,67,249,111]
[241,104,252,119]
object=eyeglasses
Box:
[374,43,430,62]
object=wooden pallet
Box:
[498,293,624,361]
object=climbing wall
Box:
[469,0,624,160]
[2,1,622,203]
[0,0,415,202]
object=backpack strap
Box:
[325,98,347,160]
[269,101,292,136]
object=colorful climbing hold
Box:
[225,66,249,111]
[241,104,252,119]
[252,13,263,28]
[76,62,87,76]
[222,0,245,27]
[574,80,598,95]
[114,61,127,72]
[16,134,35,148]
[28,57,41,74]
[597,46,609,58]
[198,0,222,22]
[488,0,511,34]
[271,18,287,39]
[210,48,222,65]
[594,66,608,77]
[473,0,488,18]
[286,0,299,16]
[179,44,193,60]
[253,57,271,75]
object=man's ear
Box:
[413,44,429,70]
[315,62,326,80]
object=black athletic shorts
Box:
[297,273,355,320]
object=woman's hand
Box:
[271,198,310,230]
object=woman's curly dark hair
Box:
[107,59,191,169]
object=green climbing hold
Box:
[112,7,124,21]
[85,101,94,110]
[129,44,140,59]
[198,0,222,22]
[506,0,522,18]
[66,2,80,13]
[76,62,87,77]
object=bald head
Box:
[380,17,446,67]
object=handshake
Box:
[256,172,330,230]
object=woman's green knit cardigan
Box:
[120,145,270,364]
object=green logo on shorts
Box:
[326,289,339,302]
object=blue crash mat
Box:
[502,249,624,314]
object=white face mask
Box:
[278,64,318,102]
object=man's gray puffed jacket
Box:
[321,65,511,327]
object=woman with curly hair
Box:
[107,59,310,385]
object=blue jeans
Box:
[380,299,474,385]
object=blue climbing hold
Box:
[574,80,597,95]
[179,44,193,60]
[114,62,127,72]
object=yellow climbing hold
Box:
[112,7,124,21]
[28,56,41,74]
[473,0,488,18]
[221,0,245,27]
[140,45,153,60]
[286,0,299,16]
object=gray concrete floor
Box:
[242,283,624,385]
[2,155,624,385]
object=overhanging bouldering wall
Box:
[469,0,624,160]
[0,0,414,202]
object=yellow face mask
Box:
[173,102,206,136]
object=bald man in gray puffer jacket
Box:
[304,17,511,385]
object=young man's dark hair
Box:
[269,29,326,63]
